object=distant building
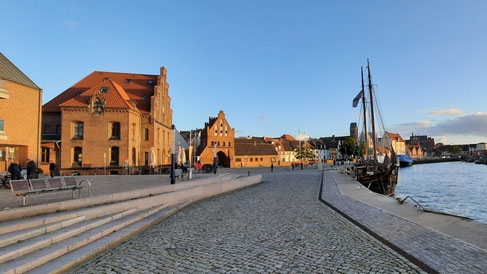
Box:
[407,134,435,156]
[195,110,235,167]
[475,142,487,156]
[350,122,358,141]
[0,53,43,173]
[381,132,406,155]
[321,135,347,159]
[406,144,423,158]
[42,67,173,175]
[233,137,278,167]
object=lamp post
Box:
[170,125,176,184]
[213,142,217,174]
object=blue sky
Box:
[2,0,486,144]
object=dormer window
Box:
[103,77,109,81]
[101,87,109,93]
[125,79,131,83]
[94,101,103,113]
[141,96,148,101]
[147,80,153,85]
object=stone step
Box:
[0,208,137,265]
[0,216,87,249]
[0,205,170,274]
[30,201,190,274]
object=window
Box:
[55,124,61,134]
[144,128,149,141]
[260,158,263,161]
[101,87,109,93]
[73,122,84,139]
[103,77,109,81]
[255,158,258,161]
[110,122,120,139]
[223,142,225,147]
[250,158,253,162]
[43,124,50,134]
[217,141,220,146]
[144,152,149,166]
[41,147,50,163]
[236,158,241,162]
[132,147,136,165]
[147,80,153,85]
[125,79,131,83]
[228,142,231,146]
[73,147,82,166]
[0,120,4,131]
[141,96,148,101]
[211,141,214,146]
[110,147,119,165]
[93,100,103,113]
[157,129,160,144]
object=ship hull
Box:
[398,155,413,167]
[355,165,399,195]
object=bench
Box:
[10,177,92,206]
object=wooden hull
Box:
[355,165,399,195]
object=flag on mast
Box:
[352,90,363,108]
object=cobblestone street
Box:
[72,170,422,273]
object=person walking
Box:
[49,162,56,178]
[27,160,36,179]
[291,163,294,170]
[271,163,274,173]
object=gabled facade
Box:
[233,137,278,167]
[381,132,406,155]
[406,144,424,158]
[195,111,235,167]
[0,53,42,173]
[42,68,173,175]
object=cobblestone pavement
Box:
[322,171,487,273]
[72,171,422,273]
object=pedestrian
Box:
[291,163,294,170]
[8,163,22,180]
[300,162,303,169]
[27,160,36,179]
[271,163,274,172]
[49,161,56,178]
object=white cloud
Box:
[428,109,464,115]
[439,136,448,143]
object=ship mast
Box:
[367,59,378,170]
[361,66,368,162]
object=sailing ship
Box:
[352,59,399,195]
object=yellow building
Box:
[42,68,173,175]
[0,53,42,173]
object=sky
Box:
[1,0,486,145]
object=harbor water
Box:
[396,161,487,224]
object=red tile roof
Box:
[386,132,404,142]
[43,71,158,113]
[59,79,135,109]
[280,134,296,140]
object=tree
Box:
[294,143,315,160]
[448,145,461,155]
[357,141,366,157]
[340,137,358,158]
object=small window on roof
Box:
[141,96,148,101]
[147,80,153,85]
[101,87,109,93]
[103,77,109,81]
[125,79,131,83]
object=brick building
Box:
[42,67,173,175]
[195,111,235,168]
[0,53,42,173]
[233,138,278,167]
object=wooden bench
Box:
[10,177,92,206]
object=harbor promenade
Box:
[71,169,422,273]
[321,171,487,273]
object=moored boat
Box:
[352,59,399,196]
[398,155,413,167]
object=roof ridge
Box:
[0,52,40,90]
[93,70,158,77]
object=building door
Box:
[216,151,229,168]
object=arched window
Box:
[110,147,119,165]
[110,122,120,139]
[132,147,136,165]
[144,128,149,141]
[73,122,84,139]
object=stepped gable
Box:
[0,52,40,90]
[59,79,135,109]
[43,71,158,113]
[234,138,278,156]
